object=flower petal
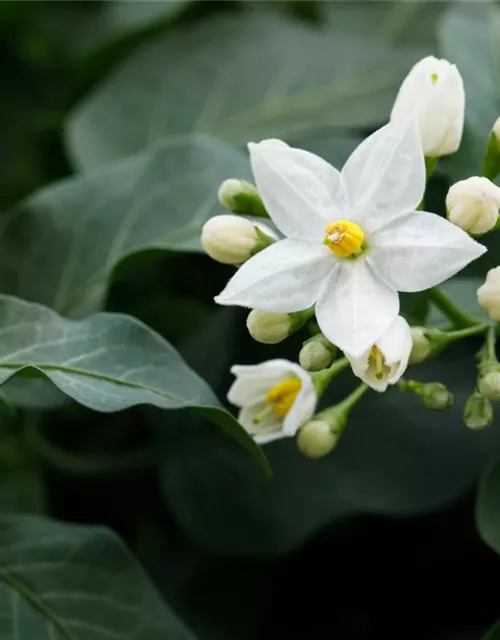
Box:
[215,239,335,312]
[227,362,288,407]
[341,118,425,231]
[316,259,399,357]
[368,210,487,292]
[282,364,316,436]
[238,404,283,444]
[249,140,346,240]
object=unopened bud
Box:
[409,327,434,364]
[297,420,338,459]
[420,382,454,410]
[464,391,494,430]
[446,177,500,235]
[201,215,276,265]
[478,369,500,401]
[478,267,500,321]
[246,310,292,344]
[218,179,268,217]
[482,117,500,181]
[299,334,336,372]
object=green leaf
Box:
[0,138,249,316]
[160,304,498,556]
[482,623,500,640]
[477,458,500,555]
[0,295,268,473]
[65,12,427,170]
[0,514,195,639]
[440,3,500,180]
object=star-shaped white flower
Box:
[215,119,486,356]
[227,359,316,444]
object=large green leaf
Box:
[477,458,500,556]
[482,623,500,640]
[160,298,499,556]
[0,295,268,472]
[0,138,249,316]
[440,3,500,180]
[65,12,426,170]
[0,514,195,639]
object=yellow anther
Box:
[324,220,364,258]
[369,346,386,381]
[431,72,438,84]
[266,377,302,417]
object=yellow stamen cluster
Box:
[266,377,302,417]
[324,220,364,258]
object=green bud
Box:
[297,420,339,459]
[299,334,336,372]
[482,117,500,181]
[464,391,494,431]
[478,369,500,401]
[217,179,268,217]
[419,382,454,411]
[246,310,292,344]
[409,327,434,365]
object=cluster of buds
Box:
[197,54,500,458]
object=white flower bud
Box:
[446,177,500,235]
[478,267,500,321]
[478,370,500,402]
[464,391,493,431]
[390,56,465,157]
[297,420,337,459]
[409,327,433,365]
[246,310,292,344]
[201,215,275,265]
[299,335,335,372]
[217,179,267,216]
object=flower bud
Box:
[201,215,276,265]
[218,179,268,217]
[464,391,493,431]
[390,56,464,157]
[409,327,434,364]
[246,310,292,344]
[299,334,336,372]
[478,267,500,321]
[478,369,500,401]
[297,420,339,459]
[446,177,500,235]
[482,117,500,181]
[420,382,454,410]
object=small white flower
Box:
[478,267,500,321]
[390,56,465,157]
[201,215,275,265]
[345,316,412,392]
[215,119,485,357]
[446,177,500,235]
[227,359,316,444]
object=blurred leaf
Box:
[160,297,499,556]
[482,623,500,640]
[0,514,195,639]
[477,458,500,556]
[0,295,268,472]
[440,3,500,181]
[66,12,426,170]
[326,0,447,48]
[0,138,249,316]
[427,278,490,327]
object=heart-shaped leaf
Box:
[0,295,268,473]
[65,12,426,170]
[0,138,249,316]
[0,514,195,639]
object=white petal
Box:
[227,361,290,407]
[376,315,412,386]
[315,260,399,357]
[238,404,284,444]
[282,365,316,436]
[368,210,487,292]
[341,118,425,231]
[215,238,335,312]
[249,140,346,241]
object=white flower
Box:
[345,316,412,392]
[227,359,316,444]
[214,119,485,357]
[478,267,500,321]
[390,56,465,157]
[446,177,500,235]
[201,215,275,265]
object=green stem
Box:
[427,287,477,328]
[485,326,498,362]
[337,383,369,414]
[442,323,488,344]
[312,358,349,398]
[417,157,439,209]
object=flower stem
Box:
[337,383,369,414]
[427,286,477,328]
[485,326,498,361]
[442,323,489,344]
[311,358,349,398]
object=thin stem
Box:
[337,383,369,414]
[443,324,489,344]
[427,287,477,329]
[485,326,498,362]
[312,357,349,398]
